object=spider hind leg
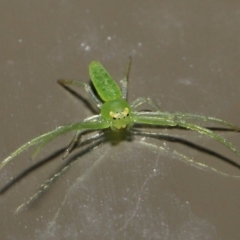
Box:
[131,97,160,111]
[58,79,102,108]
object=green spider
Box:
[1,58,240,172]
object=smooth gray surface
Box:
[0,1,240,240]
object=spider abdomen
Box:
[89,61,122,102]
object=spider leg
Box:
[177,121,240,158]
[131,97,160,111]
[61,115,104,159]
[172,113,239,131]
[132,112,240,158]
[62,131,81,159]
[136,111,239,130]
[58,79,102,108]
[15,131,105,213]
[0,120,110,170]
[120,56,132,99]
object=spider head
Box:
[101,99,132,130]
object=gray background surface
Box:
[0,1,240,239]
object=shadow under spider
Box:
[1,125,239,208]
[132,128,240,170]
[58,79,98,114]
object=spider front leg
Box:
[0,120,110,170]
[132,113,240,158]
[139,111,239,131]
[178,121,240,158]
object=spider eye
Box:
[109,108,130,120]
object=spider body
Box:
[89,61,133,130]
[1,58,240,170]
